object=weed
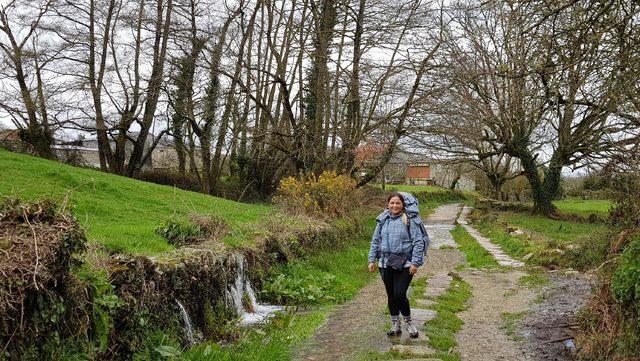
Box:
[518,272,550,290]
[155,219,201,246]
[500,311,527,341]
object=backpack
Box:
[398,192,430,256]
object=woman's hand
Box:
[368,262,376,273]
[409,265,418,275]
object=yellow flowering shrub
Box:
[274,171,360,218]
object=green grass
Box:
[473,220,529,259]
[450,225,499,269]
[501,212,607,244]
[518,272,550,289]
[178,310,329,361]
[425,277,472,353]
[500,311,527,341]
[261,226,377,306]
[553,198,613,218]
[0,149,271,254]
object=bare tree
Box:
[425,0,640,215]
[0,0,56,158]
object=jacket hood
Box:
[376,191,421,222]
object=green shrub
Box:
[155,219,201,246]
[202,301,238,341]
[261,273,337,305]
[612,236,640,315]
[274,171,360,218]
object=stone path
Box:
[458,206,524,267]
[293,204,465,361]
[454,269,536,361]
[424,204,463,250]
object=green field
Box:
[553,198,613,218]
[501,212,607,243]
[0,149,271,254]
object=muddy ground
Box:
[518,273,595,360]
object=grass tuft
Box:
[425,277,472,352]
[451,225,499,269]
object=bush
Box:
[261,273,336,305]
[155,219,201,246]
[155,213,231,247]
[577,191,640,360]
[273,171,360,218]
[0,197,93,358]
[612,236,640,315]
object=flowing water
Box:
[176,299,197,345]
[226,253,284,327]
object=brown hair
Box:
[386,191,405,206]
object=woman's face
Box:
[387,196,404,215]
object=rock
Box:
[424,287,446,297]
[411,308,437,322]
[415,299,437,307]
[510,229,525,236]
[522,253,534,261]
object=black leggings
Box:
[379,267,413,317]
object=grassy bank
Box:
[0,149,270,254]
[470,209,610,268]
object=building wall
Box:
[406,165,430,179]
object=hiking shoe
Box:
[386,320,402,336]
[405,320,419,338]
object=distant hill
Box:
[0,149,271,254]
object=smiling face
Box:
[387,196,404,216]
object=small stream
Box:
[226,253,285,327]
[175,253,284,342]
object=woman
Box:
[368,192,425,338]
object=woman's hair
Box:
[386,191,405,206]
[386,192,408,225]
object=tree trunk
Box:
[519,150,558,215]
[127,0,173,177]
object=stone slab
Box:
[457,206,525,268]
[411,308,437,322]
[424,224,457,249]
[424,287,446,298]
[415,299,437,307]
[388,344,436,356]
[389,331,430,345]
[423,204,463,225]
